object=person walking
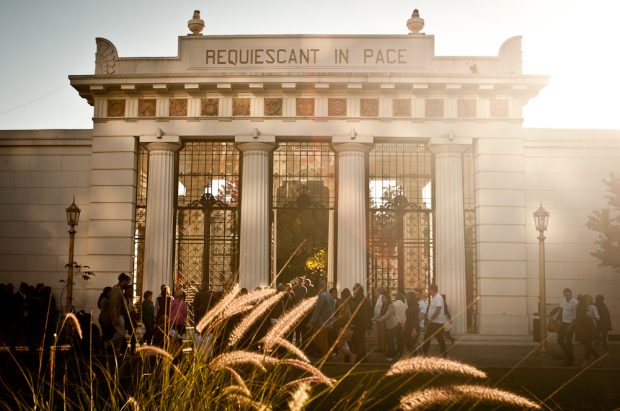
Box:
[108,273,131,354]
[594,294,612,351]
[307,278,335,358]
[141,290,154,345]
[404,291,420,356]
[349,283,372,361]
[558,287,578,366]
[372,293,400,361]
[170,289,189,339]
[392,292,408,357]
[575,294,600,365]
[292,277,307,346]
[422,284,447,358]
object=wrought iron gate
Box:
[174,142,240,293]
[272,141,335,285]
[368,142,433,298]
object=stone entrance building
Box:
[1,11,618,336]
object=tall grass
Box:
[0,287,541,410]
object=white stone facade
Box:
[0,28,618,336]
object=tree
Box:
[587,172,620,274]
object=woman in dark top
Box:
[404,291,420,357]
[595,294,612,351]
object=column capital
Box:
[143,141,182,153]
[332,142,373,154]
[428,136,472,154]
[235,135,276,153]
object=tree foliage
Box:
[586,172,620,274]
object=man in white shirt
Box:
[558,287,578,366]
[416,288,428,330]
[392,292,408,357]
[373,288,386,352]
[422,284,447,357]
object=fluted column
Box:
[235,137,276,289]
[143,139,181,297]
[429,140,469,335]
[333,137,372,292]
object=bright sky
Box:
[0,0,618,130]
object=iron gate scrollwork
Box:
[368,142,433,299]
[174,142,240,297]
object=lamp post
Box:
[533,203,549,354]
[65,198,81,313]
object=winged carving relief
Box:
[95,38,118,75]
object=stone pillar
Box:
[429,138,470,335]
[142,138,181,297]
[235,136,276,289]
[333,135,372,292]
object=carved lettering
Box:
[204,47,410,66]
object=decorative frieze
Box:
[393,98,411,117]
[490,99,509,118]
[233,98,251,116]
[425,98,444,118]
[107,99,125,117]
[296,98,315,116]
[328,98,347,117]
[264,98,283,116]
[457,99,477,118]
[201,98,219,116]
[169,99,188,116]
[360,99,379,117]
[138,99,156,117]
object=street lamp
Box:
[533,203,549,354]
[65,198,81,313]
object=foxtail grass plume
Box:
[196,284,240,333]
[267,337,309,362]
[135,345,174,361]
[263,296,317,352]
[228,394,272,411]
[223,366,251,396]
[222,385,253,398]
[400,384,540,410]
[64,312,83,340]
[281,376,335,390]
[287,382,310,411]
[210,351,278,372]
[386,357,487,379]
[229,292,286,346]
[279,359,335,386]
[121,396,140,410]
[222,287,276,318]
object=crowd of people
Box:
[91,274,454,362]
[553,287,612,366]
[0,281,58,351]
[2,277,613,366]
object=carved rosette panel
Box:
[360,99,379,117]
[457,99,477,118]
[201,98,219,116]
[264,98,283,116]
[328,98,347,117]
[490,99,509,118]
[169,99,188,116]
[138,99,156,117]
[425,99,444,118]
[107,99,125,117]
[296,98,315,116]
[232,98,251,116]
[393,99,411,117]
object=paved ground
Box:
[318,336,620,410]
[364,334,620,369]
